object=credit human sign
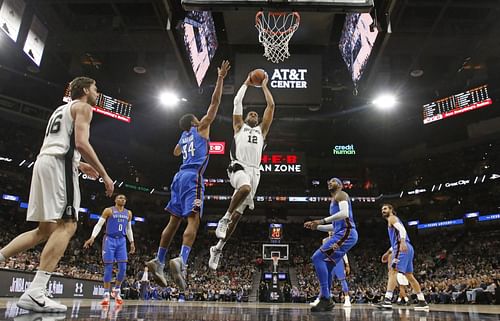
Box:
[333,145,356,155]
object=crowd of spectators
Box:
[0,120,499,304]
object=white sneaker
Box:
[344,296,351,307]
[309,296,320,306]
[208,246,222,270]
[215,218,230,239]
[169,257,187,291]
[17,289,67,313]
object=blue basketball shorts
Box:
[102,236,127,264]
[165,169,204,218]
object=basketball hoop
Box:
[255,11,300,64]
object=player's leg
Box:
[215,167,252,240]
[170,212,200,291]
[100,236,115,305]
[0,222,56,262]
[398,285,410,305]
[147,174,182,286]
[399,244,428,309]
[113,238,128,304]
[333,264,350,307]
[17,219,77,313]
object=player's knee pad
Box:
[117,262,127,282]
[341,280,349,293]
[103,263,113,283]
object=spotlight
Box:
[159,91,180,107]
[373,94,396,110]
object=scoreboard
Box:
[63,85,132,123]
[423,85,493,124]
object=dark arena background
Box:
[0,0,499,320]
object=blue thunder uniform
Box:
[102,207,129,264]
[165,126,209,218]
[319,198,358,264]
[389,217,414,273]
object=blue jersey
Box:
[105,207,128,238]
[329,198,356,235]
[388,217,411,250]
[178,126,209,174]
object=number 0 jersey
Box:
[39,100,81,164]
[230,123,264,168]
[105,206,129,238]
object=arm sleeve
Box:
[393,222,407,240]
[91,217,106,238]
[322,200,349,224]
[343,255,349,265]
[233,84,248,116]
[317,224,333,232]
[126,221,134,243]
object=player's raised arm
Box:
[233,75,251,133]
[83,207,112,248]
[259,74,276,138]
[198,60,231,134]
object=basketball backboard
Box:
[181,0,374,12]
[262,243,289,261]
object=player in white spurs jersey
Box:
[209,72,275,270]
[0,77,114,313]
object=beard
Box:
[246,119,258,127]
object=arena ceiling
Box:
[1,0,500,158]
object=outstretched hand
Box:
[304,220,321,230]
[261,72,269,88]
[218,60,231,78]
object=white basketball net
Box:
[255,11,300,64]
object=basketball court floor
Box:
[0,299,499,321]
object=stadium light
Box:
[159,91,180,107]
[372,94,396,110]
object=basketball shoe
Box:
[169,257,187,291]
[208,246,222,270]
[17,289,67,313]
[311,297,334,312]
[146,258,168,287]
[215,218,230,239]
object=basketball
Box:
[249,69,267,87]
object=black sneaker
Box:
[414,300,429,311]
[376,298,393,309]
[311,297,334,312]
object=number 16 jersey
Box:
[230,123,264,168]
[39,101,81,164]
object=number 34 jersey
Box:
[230,123,264,168]
[178,126,210,174]
[39,101,81,164]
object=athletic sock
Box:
[180,245,191,265]
[222,211,231,220]
[28,270,51,292]
[385,291,393,300]
[215,239,226,251]
[157,247,168,265]
[416,292,425,301]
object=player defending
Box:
[304,178,358,312]
[84,194,135,305]
[309,229,352,307]
[209,71,276,270]
[146,60,230,290]
[377,204,429,310]
[0,77,114,313]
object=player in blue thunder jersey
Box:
[146,60,231,291]
[304,178,358,312]
[377,204,429,311]
[84,194,135,306]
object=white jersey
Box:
[39,100,81,164]
[230,123,264,168]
